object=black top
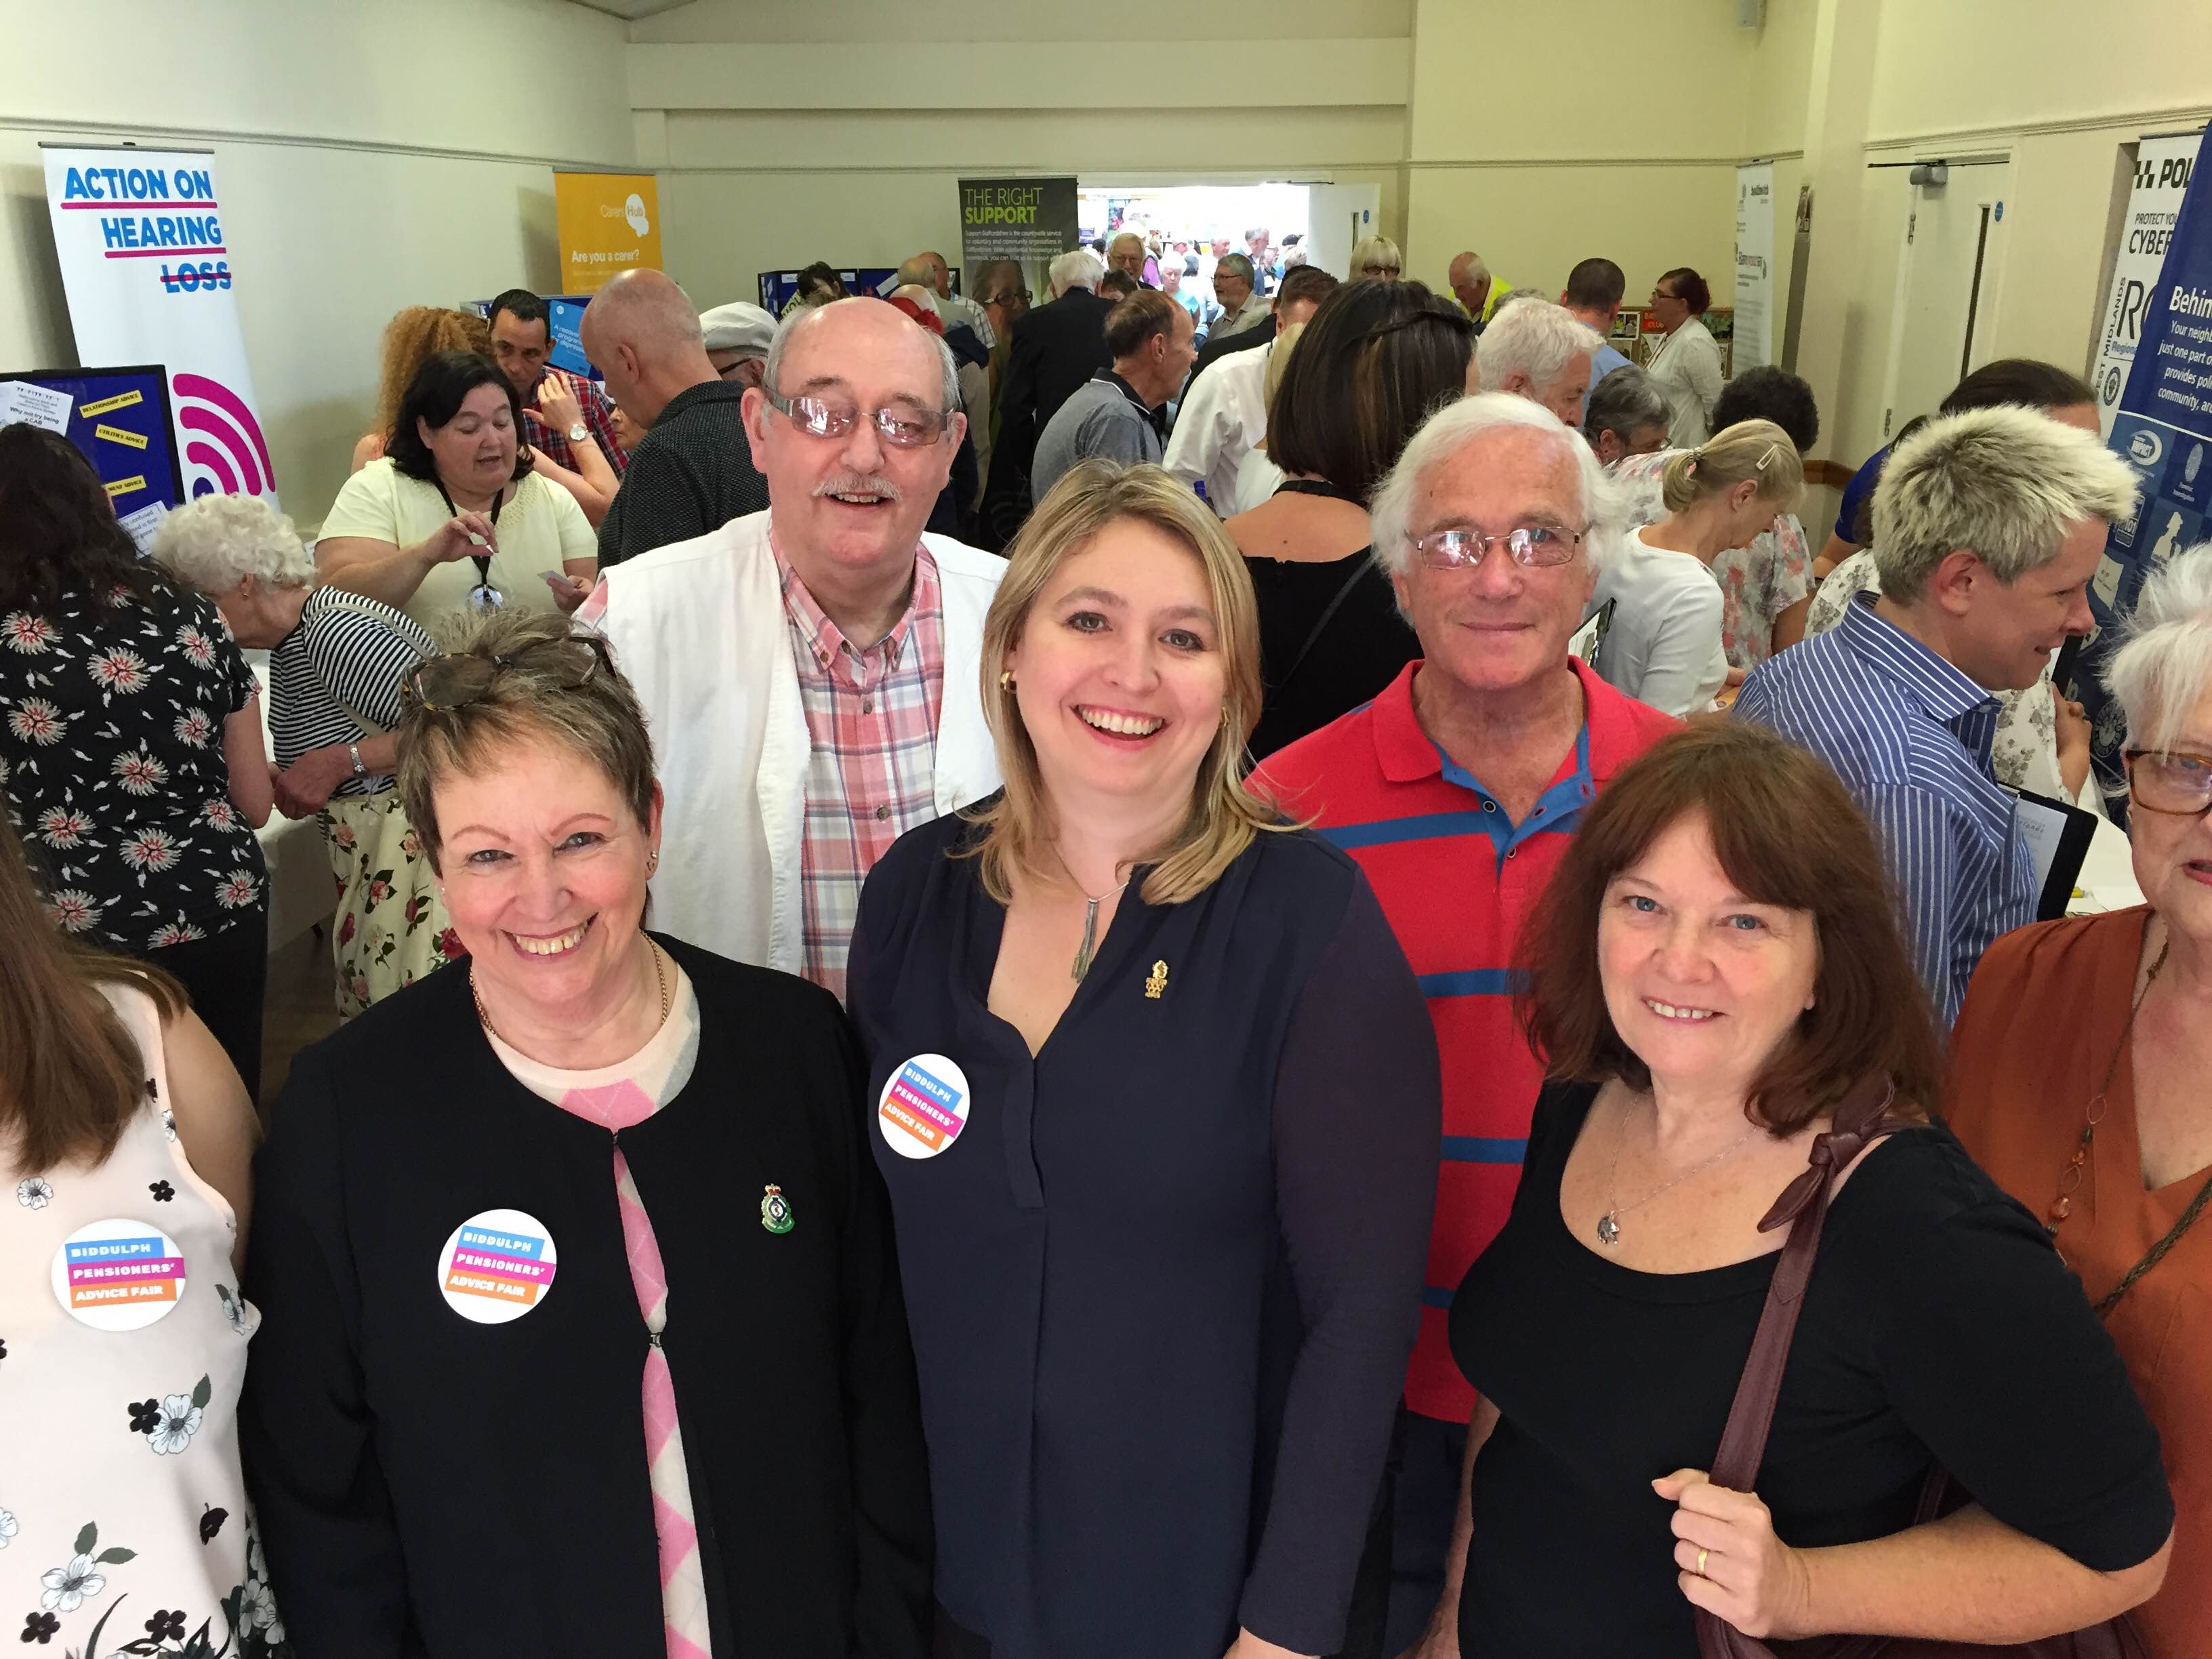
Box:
[1450,1080,2175,1657]
[241,937,934,1658]
[1245,548,1418,760]
[596,380,769,567]
[1,579,266,949]
[981,289,1115,548]
[846,812,1441,1658]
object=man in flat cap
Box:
[583,270,771,567]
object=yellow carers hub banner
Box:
[554,172,663,295]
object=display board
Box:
[2079,131,2212,802]
[41,144,276,506]
[2091,132,2203,435]
[958,176,1079,309]
[0,364,184,550]
[552,171,663,296]
[756,268,902,316]
[1734,162,1776,373]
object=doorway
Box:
[1076,181,1381,289]
[1877,159,2013,440]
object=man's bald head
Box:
[907,250,953,298]
[579,268,716,425]
[1448,251,1492,317]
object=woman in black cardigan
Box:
[240,609,931,1658]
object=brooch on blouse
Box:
[760,1184,794,1235]
[1144,960,1169,1000]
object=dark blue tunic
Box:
[847,812,1440,1658]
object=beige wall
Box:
[0,0,632,531]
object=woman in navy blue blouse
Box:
[847,459,1441,1659]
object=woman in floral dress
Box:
[0,811,288,1656]
[0,428,272,1094]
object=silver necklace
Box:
[1597,1102,1762,1246]
[1055,851,1130,983]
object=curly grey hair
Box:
[150,493,314,595]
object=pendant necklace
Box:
[471,939,671,1046]
[1055,850,1130,983]
[1597,1103,1761,1247]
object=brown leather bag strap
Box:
[1696,1076,1914,1659]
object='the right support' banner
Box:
[2081,132,2212,800]
[958,178,1077,308]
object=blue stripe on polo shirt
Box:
[1421,1285,1456,1309]
[1441,1136,1528,1164]
[1319,811,1496,851]
[1418,968,1523,999]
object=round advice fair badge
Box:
[50,1216,190,1332]
[878,1053,972,1160]
[436,1208,559,1325]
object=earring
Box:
[647,851,660,874]
[999,670,1016,692]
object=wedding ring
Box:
[1696,1548,1711,1577]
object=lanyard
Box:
[434,479,506,609]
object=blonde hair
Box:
[396,607,657,872]
[1350,234,1403,276]
[961,461,1289,905]
[1659,417,1805,515]
[375,306,492,438]
[1264,321,1305,423]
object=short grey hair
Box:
[1370,393,1624,579]
[1475,300,1601,397]
[2106,541,2212,752]
[1048,248,1104,294]
[151,493,314,594]
[1871,405,2142,602]
[1216,253,1256,285]
[763,296,960,415]
[1584,365,1670,445]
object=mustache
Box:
[814,473,903,503]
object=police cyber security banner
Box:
[2081,132,2211,796]
[2090,133,2202,436]
[41,146,278,506]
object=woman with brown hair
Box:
[0,813,281,1654]
[846,460,1439,1659]
[1407,720,2173,1657]
[1223,278,1474,758]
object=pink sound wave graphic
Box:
[172,373,274,498]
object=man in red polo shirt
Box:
[1255,393,1676,1654]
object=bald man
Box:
[581,268,770,565]
[579,296,1004,985]
[901,249,996,348]
[1447,250,1513,328]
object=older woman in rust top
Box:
[1946,544,2212,1658]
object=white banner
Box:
[1733,162,1776,374]
[41,146,277,505]
[2091,131,2202,436]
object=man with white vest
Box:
[581,297,1004,996]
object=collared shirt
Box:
[1734,592,2035,1025]
[1587,339,1633,392]
[1612,449,1814,668]
[596,381,769,567]
[1254,659,1679,1422]
[521,373,628,478]
[773,534,945,1000]
[1029,370,1164,503]
[1162,339,1269,514]
[1211,292,1273,341]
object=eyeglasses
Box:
[982,290,1032,306]
[2124,748,2212,817]
[1652,288,1681,303]
[766,390,949,449]
[1410,525,1587,570]
[403,633,611,712]
[1361,264,1403,278]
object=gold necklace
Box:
[471,939,671,1047]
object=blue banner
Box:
[2080,139,2212,801]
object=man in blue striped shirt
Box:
[1736,405,2141,1023]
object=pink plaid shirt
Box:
[773,535,946,999]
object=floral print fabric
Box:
[320,791,458,1017]
[1,582,266,952]
[1610,449,1814,670]
[0,983,289,1656]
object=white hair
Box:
[1048,248,1105,294]
[150,492,313,594]
[1370,393,1624,579]
[1475,300,1601,398]
[1871,405,2143,602]
[2106,541,2212,752]
[763,296,960,414]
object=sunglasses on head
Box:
[403,632,612,712]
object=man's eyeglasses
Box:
[981,289,1032,306]
[2125,748,2212,817]
[1410,525,1587,571]
[766,390,950,449]
[403,634,611,712]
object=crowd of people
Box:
[3,226,2209,1659]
